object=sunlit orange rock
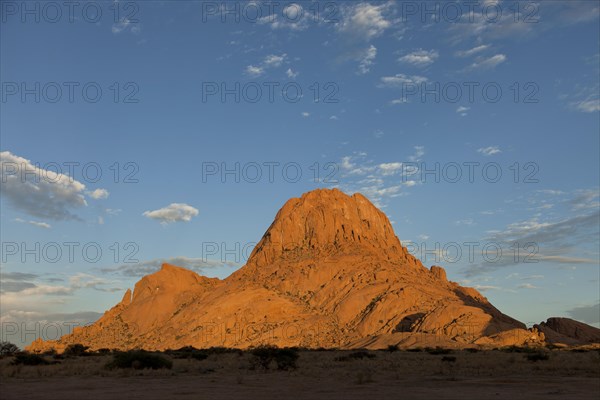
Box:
[28,189,567,353]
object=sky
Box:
[0,0,599,348]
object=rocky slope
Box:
[534,318,600,346]
[29,189,551,352]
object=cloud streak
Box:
[143,203,199,224]
[0,151,108,221]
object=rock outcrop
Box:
[28,188,550,352]
[534,317,600,346]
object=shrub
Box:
[386,345,399,352]
[525,351,549,362]
[441,356,457,362]
[205,346,242,355]
[406,347,423,352]
[0,341,20,356]
[348,351,376,360]
[42,348,57,356]
[165,346,208,361]
[11,353,49,366]
[570,348,587,353]
[500,345,537,353]
[334,356,350,362]
[106,351,173,370]
[63,344,89,357]
[426,347,452,355]
[250,346,299,370]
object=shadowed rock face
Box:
[28,188,550,353]
[534,318,600,345]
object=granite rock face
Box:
[29,189,551,352]
[534,317,600,345]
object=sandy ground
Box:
[1,349,599,399]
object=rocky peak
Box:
[247,188,408,267]
[131,263,210,302]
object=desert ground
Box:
[1,347,599,400]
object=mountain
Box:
[29,188,549,352]
[534,318,600,346]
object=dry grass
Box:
[0,349,599,399]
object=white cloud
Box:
[337,2,392,40]
[378,162,403,175]
[455,44,490,58]
[143,203,199,224]
[469,54,507,70]
[301,112,310,118]
[455,218,475,226]
[258,3,309,31]
[457,106,470,116]
[0,151,88,220]
[0,310,102,348]
[517,283,539,289]
[574,98,600,113]
[398,49,439,67]
[569,189,600,211]
[358,45,377,74]
[87,188,109,200]
[112,18,140,35]
[380,74,428,87]
[14,218,51,229]
[245,65,265,77]
[17,285,73,296]
[246,54,288,77]
[68,273,123,293]
[341,156,355,171]
[282,3,303,20]
[477,146,501,156]
[264,54,287,68]
[337,148,425,207]
[472,285,502,292]
[463,203,600,277]
[286,68,299,78]
[447,8,535,44]
[408,146,425,162]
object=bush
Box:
[250,346,299,370]
[426,347,452,355]
[386,345,399,352]
[106,351,173,370]
[42,348,57,356]
[348,351,376,360]
[63,344,89,357]
[525,351,549,362]
[11,353,49,366]
[165,346,208,361]
[500,345,538,353]
[441,356,457,362]
[0,341,20,356]
[205,346,242,355]
[406,347,423,352]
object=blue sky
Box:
[1,1,599,347]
